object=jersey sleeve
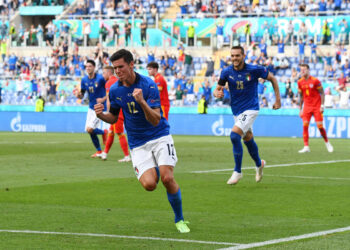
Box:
[218,69,228,86]
[109,90,121,115]
[99,76,106,89]
[314,78,322,89]
[80,78,86,91]
[147,82,161,109]
[255,65,269,79]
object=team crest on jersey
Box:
[246,74,251,81]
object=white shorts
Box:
[233,110,259,135]
[85,108,101,130]
[130,135,178,180]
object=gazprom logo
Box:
[10,112,47,132]
[211,115,231,136]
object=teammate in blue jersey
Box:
[214,46,281,185]
[94,49,190,233]
[75,59,107,158]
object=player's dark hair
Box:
[110,49,134,64]
[231,45,245,55]
[146,61,159,69]
[299,63,310,69]
[86,59,96,67]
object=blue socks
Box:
[244,138,262,167]
[90,133,101,151]
[230,131,243,173]
[167,189,184,223]
[93,128,104,135]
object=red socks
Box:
[104,133,114,153]
[319,127,328,143]
[303,125,309,146]
[118,134,129,156]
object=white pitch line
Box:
[0,229,240,246]
[244,173,350,181]
[219,226,350,250]
[191,159,350,174]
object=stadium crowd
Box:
[0,0,349,109]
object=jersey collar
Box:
[118,72,140,87]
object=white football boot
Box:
[101,152,108,160]
[256,159,265,183]
[118,155,131,162]
[227,171,242,185]
[325,142,334,153]
[298,146,310,153]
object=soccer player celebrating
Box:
[297,64,333,153]
[94,49,190,233]
[101,66,131,162]
[213,45,281,185]
[75,59,107,158]
[146,62,170,120]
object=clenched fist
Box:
[132,88,145,103]
[94,103,105,115]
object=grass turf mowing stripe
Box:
[0,229,240,246]
[219,226,350,250]
[191,159,350,173]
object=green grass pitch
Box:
[0,132,349,249]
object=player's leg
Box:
[86,109,102,157]
[227,111,259,185]
[155,135,189,233]
[131,144,159,190]
[161,105,170,120]
[101,124,115,160]
[299,111,312,153]
[243,131,265,182]
[115,119,130,162]
[227,125,244,185]
[315,111,333,152]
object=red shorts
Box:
[302,108,323,123]
[110,111,124,134]
[161,105,170,120]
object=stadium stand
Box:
[0,0,349,109]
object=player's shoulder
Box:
[138,73,157,87]
[310,76,321,82]
[81,75,89,82]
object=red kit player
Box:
[297,64,333,153]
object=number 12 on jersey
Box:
[127,101,139,114]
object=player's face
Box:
[102,69,110,81]
[231,49,245,68]
[300,66,309,78]
[86,63,95,75]
[112,58,134,82]
[147,67,157,77]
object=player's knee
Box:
[243,131,253,141]
[161,174,175,186]
[230,131,241,144]
[303,122,309,127]
[316,123,323,129]
[86,127,93,134]
[142,181,157,191]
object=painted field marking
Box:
[244,173,350,181]
[219,225,350,250]
[0,229,240,246]
[191,159,350,174]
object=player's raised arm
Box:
[266,72,281,110]
[94,103,119,124]
[213,78,226,98]
[133,88,161,126]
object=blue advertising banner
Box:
[162,15,349,38]
[0,112,349,139]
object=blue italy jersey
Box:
[219,64,269,115]
[80,73,106,109]
[109,73,170,149]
